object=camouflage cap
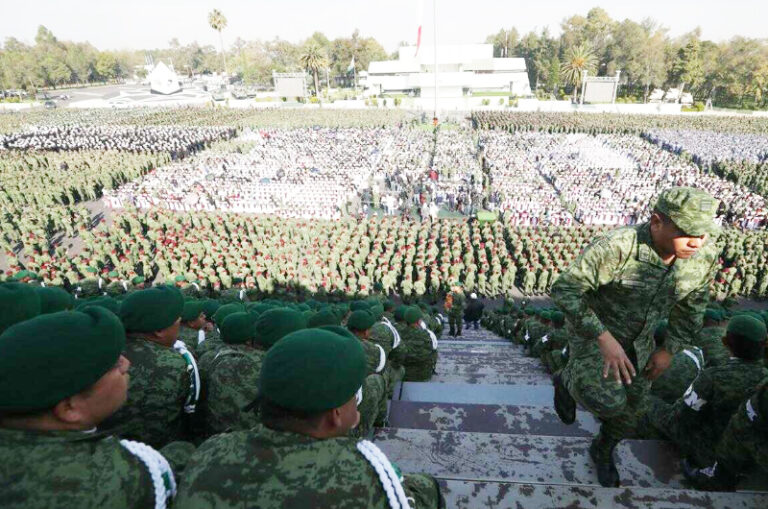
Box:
[654,187,719,236]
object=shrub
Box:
[394,97,402,107]
[370,97,378,107]
[383,98,387,107]
[481,99,490,106]
[281,97,287,102]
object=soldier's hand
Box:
[643,348,672,381]
[597,331,636,385]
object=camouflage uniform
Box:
[401,325,438,382]
[0,428,176,509]
[447,292,465,337]
[650,346,705,404]
[100,336,193,448]
[648,358,768,466]
[551,223,719,461]
[201,345,265,437]
[174,424,443,509]
[698,324,730,367]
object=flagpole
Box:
[433,0,438,124]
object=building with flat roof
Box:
[364,44,531,98]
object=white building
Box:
[364,44,531,98]
[148,62,182,95]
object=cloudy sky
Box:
[2,0,766,52]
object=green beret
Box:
[221,312,256,344]
[302,309,315,321]
[35,287,74,314]
[318,325,357,340]
[131,276,145,285]
[383,300,395,311]
[259,329,367,413]
[727,315,767,343]
[404,306,422,325]
[232,277,243,285]
[347,310,375,331]
[704,309,719,321]
[78,296,120,315]
[551,311,565,326]
[307,309,340,328]
[201,299,221,319]
[0,283,41,333]
[174,275,186,283]
[250,303,274,316]
[85,267,97,274]
[369,304,385,321]
[524,307,536,316]
[14,269,30,280]
[350,301,369,312]
[255,308,307,348]
[654,186,719,236]
[213,303,246,326]
[297,303,311,312]
[108,271,119,278]
[394,305,409,322]
[181,300,205,322]
[0,307,125,412]
[541,310,552,320]
[119,286,184,333]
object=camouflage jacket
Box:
[203,345,265,436]
[400,325,436,363]
[551,223,719,370]
[359,338,387,376]
[0,428,170,509]
[178,326,205,358]
[370,322,397,356]
[175,424,432,509]
[447,293,466,317]
[100,337,191,448]
[698,325,729,367]
[651,346,705,404]
[673,358,768,441]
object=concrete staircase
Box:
[375,326,768,508]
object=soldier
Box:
[0,307,180,509]
[201,312,264,437]
[551,187,721,487]
[463,293,484,330]
[101,285,200,448]
[401,306,438,381]
[347,310,405,400]
[646,315,768,468]
[699,309,730,367]
[174,328,444,509]
[648,320,705,404]
[0,283,41,333]
[684,378,768,491]
[178,299,207,357]
[445,285,466,337]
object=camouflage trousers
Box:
[448,313,462,336]
[715,400,768,476]
[403,351,438,382]
[646,396,718,467]
[403,474,446,509]
[562,340,651,461]
[357,374,388,437]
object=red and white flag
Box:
[414,0,424,57]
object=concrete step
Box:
[388,401,599,437]
[399,382,554,406]
[373,427,686,489]
[430,371,553,385]
[442,328,508,342]
[440,480,768,509]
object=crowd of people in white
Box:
[645,129,768,166]
[98,124,767,230]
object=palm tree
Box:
[207,9,228,74]
[561,43,598,103]
[300,43,329,97]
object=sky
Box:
[2,0,766,52]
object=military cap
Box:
[249,303,274,316]
[704,309,720,321]
[318,325,357,340]
[131,276,145,285]
[108,271,119,278]
[259,329,366,413]
[201,298,221,319]
[78,296,120,315]
[221,312,256,344]
[551,311,565,326]
[13,269,30,280]
[0,283,41,333]
[213,303,245,326]
[347,310,375,331]
[404,306,422,325]
[654,187,719,236]
[524,307,536,316]
[0,307,125,412]
[727,315,767,343]
[181,300,205,322]
[255,308,307,348]
[307,309,340,327]
[35,286,74,314]
[119,285,184,333]
[394,305,409,322]
[350,301,369,312]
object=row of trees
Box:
[2,7,767,109]
[486,7,768,108]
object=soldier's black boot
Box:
[589,438,620,488]
[553,372,576,424]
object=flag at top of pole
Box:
[414,0,424,57]
[346,57,355,73]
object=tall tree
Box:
[300,42,329,96]
[561,43,598,102]
[207,8,228,73]
[485,28,519,58]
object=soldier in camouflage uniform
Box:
[174,328,444,509]
[550,188,721,487]
[101,285,200,448]
[178,299,206,357]
[401,306,439,381]
[684,377,768,491]
[533,311,569,366]
[0,307,180,509]
[649,320,706,405]
[698,308,730,367]
[445,285,466,337]
[646,315,768,467]
[200,312,264,438]
[347,310,405,400]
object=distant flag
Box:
[347,57,355,73]
[415,0,424,57]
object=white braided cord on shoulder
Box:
[356,440,411,509]
[375,344,387,373]
[120,439,176,509]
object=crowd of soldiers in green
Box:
[0,280,459,508]
[483,297,768,491]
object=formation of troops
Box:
[2,107,768,505]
